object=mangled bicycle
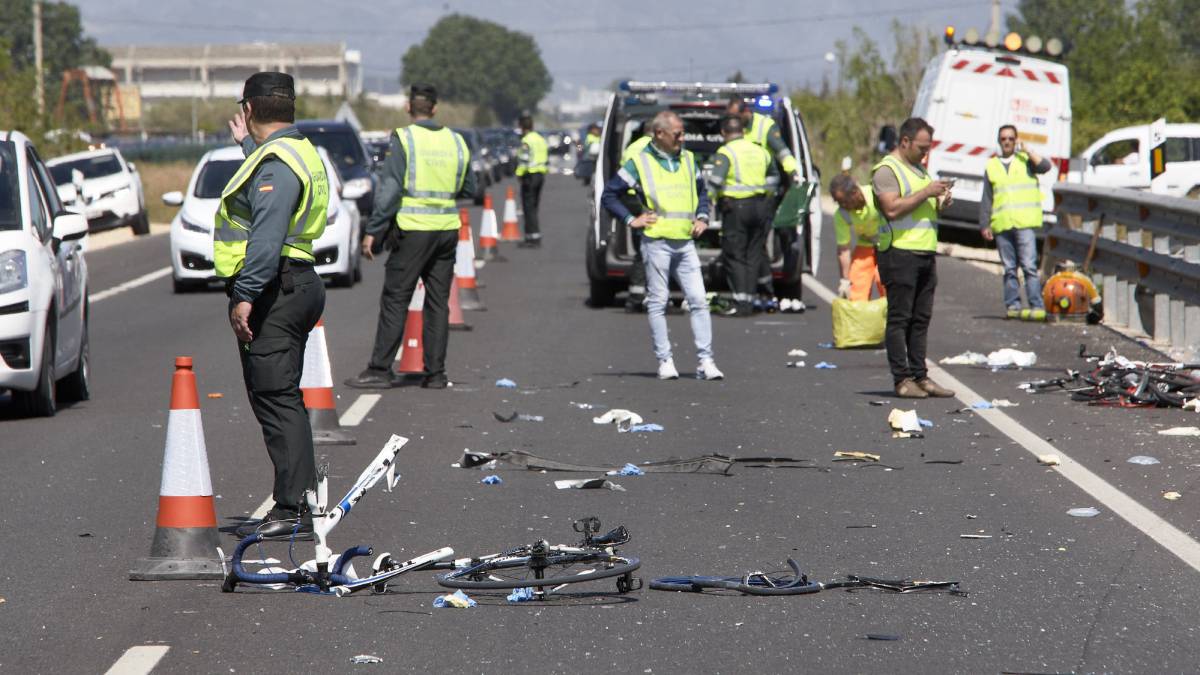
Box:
[650,557,962,596]
[1022,344,1200,408]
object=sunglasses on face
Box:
[999,136,1017,142]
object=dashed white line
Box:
[801,272,1200,574]
[104,645,170,675]
[339,394,381,427]
[91,267,172,303]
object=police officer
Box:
[709,115,776,316]
[871,117,954,399]
[346,84,476,390]
[516,113,548,248]
[221,73,328,539]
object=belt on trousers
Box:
[225,258,315,298]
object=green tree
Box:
[0,39,39,132]
[0,1,109,92]
[401,14,552,124]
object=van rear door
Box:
[781,96,820,274]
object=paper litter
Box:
[887,409,922,433]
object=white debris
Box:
[887,409,922,433]
[939,351,987,365]
[788,348,809,357]
[1159,426,1200,437]
[986,349,1037,368]
[593,409,644,428]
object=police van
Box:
[908,30,1071,231]
[585,81,820,307]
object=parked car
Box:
[46,146,150,234]
[0,130,91,417]
[586,81,820,307]
[163,145,362,293]
[360,130,392,168]
[295,120,376,217]
[1076,123,1200,198]
[480,128,516,176]
[452,128,492,205]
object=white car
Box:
[47,147,149,235]
[164,145,362,293]
[0,130,91,417]
[1077,123,1200,198]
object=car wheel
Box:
[18,326,56,417]
[333,266,355,288]
[353,246,364,283]
[60,319,90,402]
[132,209,151,236]
[172,277,202,294]
[588,278,617,308]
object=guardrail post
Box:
[1153,234,1171,344]
[1101,220,1123,328]
[1186,244,1200,361]
[1125,228,1145,335]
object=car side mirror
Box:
[53,212,88,242]
[162,191,184,207]
[127,161,137,172]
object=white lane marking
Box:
[92,267,172,303]
[250,496,274,521]
[801,272,1200,574]
[104,645,170,675]
[339,394,380,427]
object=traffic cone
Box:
[478,194,504,261]
[456,209,486,311]
[394,280,425,374]
[301,318,356,446]
[448,276,472,331]
[130,357,223,580]
[500,186,521,242]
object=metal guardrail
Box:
[1047,183,1200,358]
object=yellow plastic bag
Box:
[831,297,887,348]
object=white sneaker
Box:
[697,359,724,380]
[657,358,680,380]
[780,298,793,312]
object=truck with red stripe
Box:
[909,38,1071,233]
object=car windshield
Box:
[0,142,19,231]
[302,129,366,170]
[48,153,123,184]
[194,159,241,199]
[622,109,724,164]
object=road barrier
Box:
[1047,183,1200,359]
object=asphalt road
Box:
[2,175,1199,674]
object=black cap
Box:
[240,72,295,104]
[409,83,437,103]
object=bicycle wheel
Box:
[438,551,640,591]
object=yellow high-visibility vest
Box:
[394,125,469,231]
[872,155,937,252]
[636,149,699,240]
[715,137,770,200]
[834,184,883,248]
[516,131,548,176]
[985,153,1043,232]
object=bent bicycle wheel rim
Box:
[438,555,640,590]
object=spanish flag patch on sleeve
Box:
[258,184,274,193]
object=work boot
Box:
[421,373,449,389]
[894,378,929,399]
[657,358,679,380]
[915,377,955,398]
[696,359,725,380]
[517,238,542,249]
[344,368,395,389]
[236,506,313,540]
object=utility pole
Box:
[33,0,45,118]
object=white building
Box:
[109,42,362,99]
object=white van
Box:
[1077,123,1200,198]
[910,47,1071,229]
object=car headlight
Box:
[0,250,28,295]
[180,215,210,234]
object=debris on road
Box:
[608,463,645,477]
[959,534,992,539]
[433,590,477,608]
[1127,455,1161,465]
[554,478,626,491]
[786,361,807,368]
[1037,455,1061,466]
[492,411,544,423]
[569,402,596,409]
[207,393,223,399]
[788,348,809,357]
[868,400,888,406]
[918,418,933,428]
[480,475,503,485]
[834,451,880,462]
[990,399,1019,407]
[351,655,384,665]
[939,351,987,365]
[814,361,837,369]
[452,449,736,475]
[865,634,901,641]
[593,408,644,429]
[892,431,924,439]
[986,349,1037,368]
[1184,399,1200,412]
[924,459,962,465]
[888,409,922,433]
[1067,507,1100,518]
[627,423,664,433]
[818,342,833,349]
[1163,491,1182,501]
[1159,427,1200,436]
[495,378,517,388]
[507,587,536,602]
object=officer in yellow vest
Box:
[577,122,601,185]
[980,124,1051,320]
[709,115,777,316]
[515,113,548,248]
[871,117,955,399]
[220,72,328,539]
[347,84,476,390]
[829,173,885,301]
[620,128,653,312]
[600,111,724,381]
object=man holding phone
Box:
[980,124,1051,320]
[871,117,955,399]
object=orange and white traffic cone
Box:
[478,193,503,262]
[394,280,425,374]
[448,277,472,331]
[301,318,356,446]
[456,209,486,311]
[500,186,521,242]
[130,357,224,580]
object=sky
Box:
[74,0,1015,100]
